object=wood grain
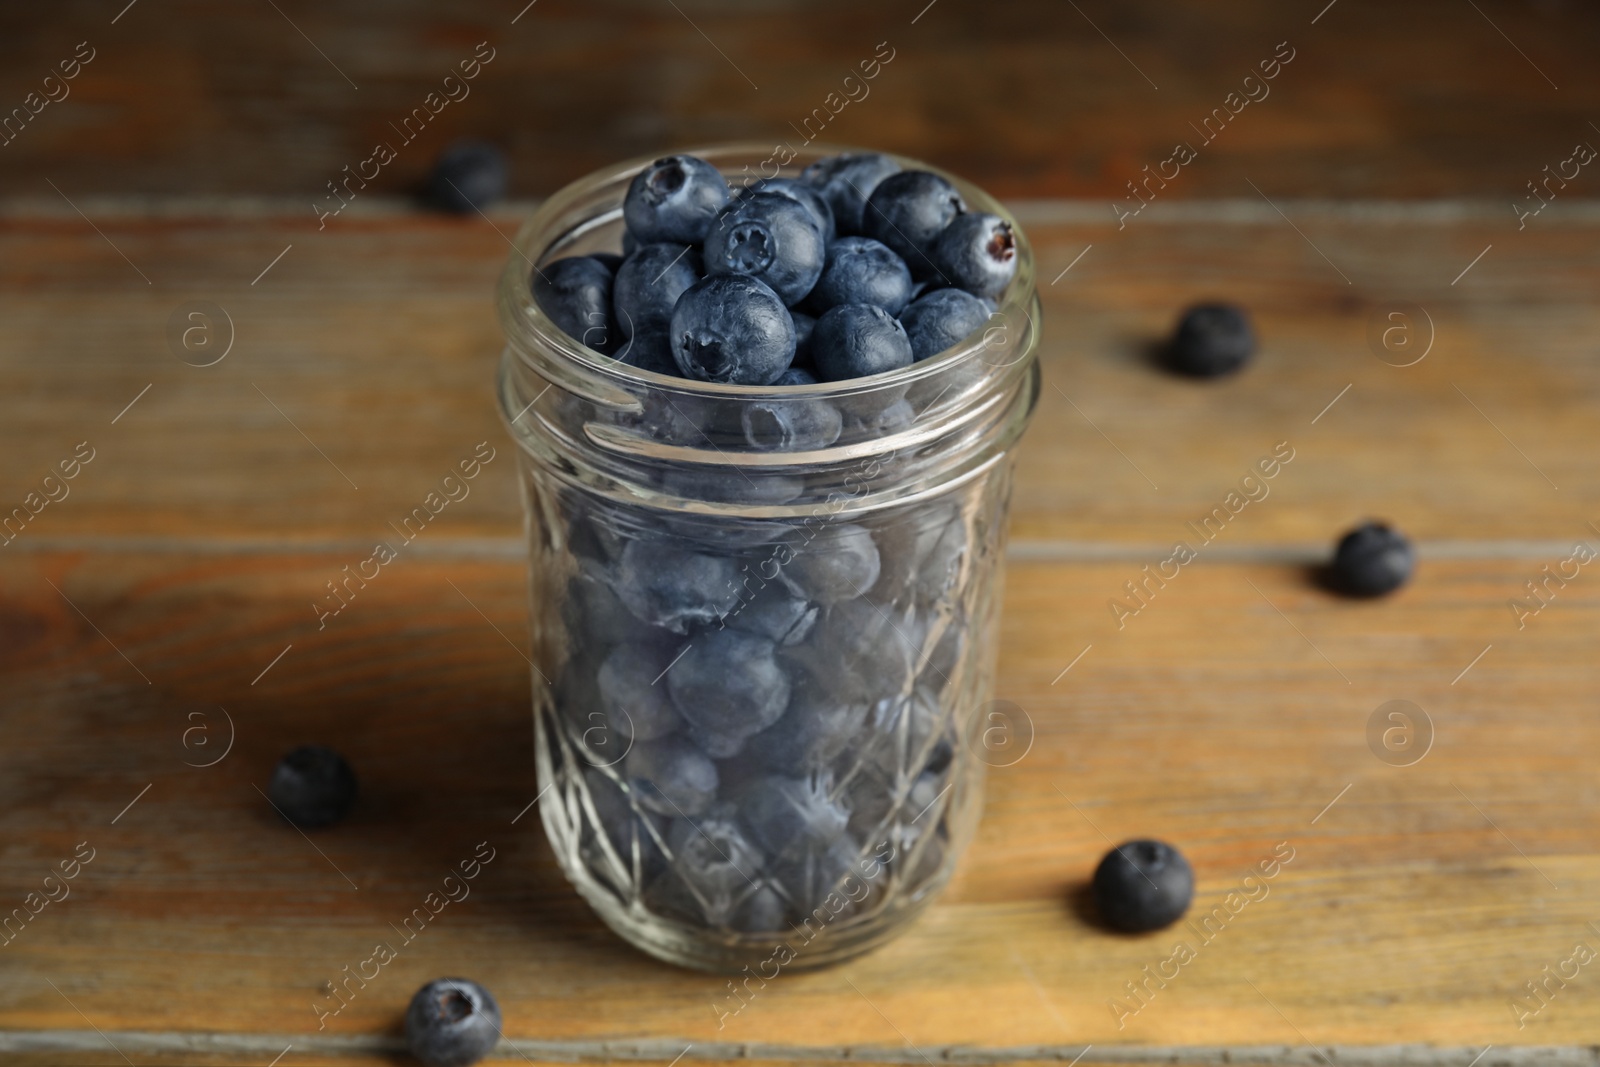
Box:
[0,0,1596,201]
[0,547,1596,1062]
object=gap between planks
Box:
[0,1031,1582,1066]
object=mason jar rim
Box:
[496,141,1038,406]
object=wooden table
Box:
[4,2,1599,1065]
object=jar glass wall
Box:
[497,144,1040,973]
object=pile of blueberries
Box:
[556,486,977,934]
[532,152,1015,386]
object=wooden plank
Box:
[1,549,1596,1055]
[0,1,1595,200]
[1,207,1596,549]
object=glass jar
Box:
[497,144,1040,973]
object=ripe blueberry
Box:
[404,978,501,1067]
[425,141,509,215]
[1093,839,1193,932]
[789,310,817,371]
[613,326,681,377]
[1168,303,1255,377]
[612,242,701,340]
[598,642,685,742]
[670,275,796,385]
[667,629,791,740]
[811,303,913,381]
[704,192,826,305]
[614,540,742,632]
[1329,521,1415,596]
[774,366,817,386]
[623,154,730,244]
[738,176,836,241]
[780,523,881,603]
[736,774,850,858]
[725,581,819,646]
[929,212,1017,299]
[899,288,992,362]
[862,170,966,278]
[268,745,357,828]
[745,660,869,772]
[740,390,843,452]
[532,256,615,354]
[625,735,719,816]
[809,237,914,316]
[801,152,901,235]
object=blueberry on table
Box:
[781,522,882,603]
[614,540,742,632]
[899,288,991,363]
[424,141,508,214]
[811,303,914,381]
[801,152,901,235]
[862,170,966,278]
[612,242,701,340]
[1329,521,1415,596]
[670,275,796,385]
[667,629,791,740]
[1093,839,1194,932]
[625,735,719,816]
[268,745,356,828]
[404,978,501,1067]
[532,256,616,354]
[1167,303,1255,377]
[623,154,730,244]
[704,191,826,305]
[597,642,684,742]
[930,212,1017,299]
[738,176,836,241]
[809,237,914,316]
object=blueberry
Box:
[623,155,730,244]
[598,642,685,742]
[1329,521,1414,596]
[625,735,718,816]
[1093,839,1194,932]
[929,212,1016,299]
[704,192,826,305]
[1167,303,1255,377]
[738,176,836,241]
[811,304,913,381]
[268,745,356,828]
[614,541,742,633]
[781,523,881,603]
[801,152,901,235]
[774,366,817,386]
[862,170,966,278]
[686,722,747,759]
[777,833,864,918]
[899,288,992,362]
[613,243,701,340]
[663,804,765,904]
[809,237,914,315]
[404,978,501,1067]
[740,390,842,451]
[745,659,870,772]
[667,629,791,740]
[843,397,916,437]
[563,562,658,647]
[789,311,817,370]
[726,580,819,646]
[613,326,681,377]
[735,774,850,859]
[793,598,917,704]
[670,275,796,385]
[424,141,509,215]
[532,256,615,354]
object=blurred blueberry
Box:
[625,735,718,816]
[900,288,991,362]
[624,154,730,244]
[613,243,701,339]
[268,745,357,828]
[1330,521,1414,596]
[781,523,881,603]
[929,212,1017,299]
[811,303,913,381]
[532,256,616,354]
[736,774,850,859]
[563,562,658,648]
[1093,839,1194,932]
[670,275,796,385]
[744,658,870,772]
[776,833,864,919]
[405,978,500,1067]
[614,540,742,633]
[686,722,747,759]
[793,597,917,705]
[725,581,819,646]
[844,397,916,437]
[801,152,901,235]
[598,641,685,742]
[704,192,826,305]
[862,170,966,278]
[667,630,791,740]
[664,803,765,902]
[1167,303,1255,378]
[740,390,842,452]
[809,237,914,315]
[425,141,508,214]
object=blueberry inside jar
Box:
[498,144,1040,972]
